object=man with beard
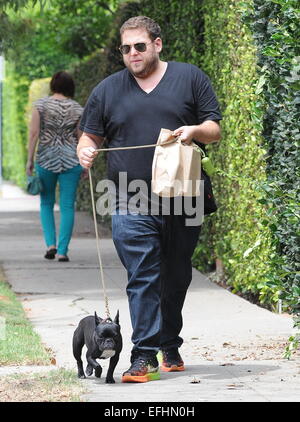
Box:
[77,16,222,383]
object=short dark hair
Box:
[50,71,75,98]
[120,16,161,41]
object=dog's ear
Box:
[94,312,103,326]
[114,310,119,325]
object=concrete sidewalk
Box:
[0,180,299,402]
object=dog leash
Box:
[93,137,176,153]
[88,168,111,319]
[88,137,178,319]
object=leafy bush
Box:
[196,0,299,349]
[247,0,300,354]
[190,0,277,307]
[2,62,29,188]
[139,0,204,65]
[27,77,50,119]
[2,70,51,188]
[43,0,115,59]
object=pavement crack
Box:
[70,296,89,315]
[71,297,85,305]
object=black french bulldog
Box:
[72,310,122,383]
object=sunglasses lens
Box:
[134,43,147,52]
[120,45,130,54]
[119,42,148,54]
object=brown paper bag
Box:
[151,128,201,197]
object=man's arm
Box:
[77,132,105,168]
[173,120,221,145]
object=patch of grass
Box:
[0,368,86,402]
[0,270,52,365]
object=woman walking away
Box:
[26,71,84,262]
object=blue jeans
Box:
[36,163,83,255]
[112,213,201,356]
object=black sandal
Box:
[58,256,69,262]
[44,248,57,260]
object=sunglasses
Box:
[119,41,154,55]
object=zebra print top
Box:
[35,96,83,173]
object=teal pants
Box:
[36,163,83,256]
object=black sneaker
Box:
[44,248,57,260]
[161,348,185,372]
[122,354,160,383]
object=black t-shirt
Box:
[79,61,222,187]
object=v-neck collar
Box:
[129,62,170,96]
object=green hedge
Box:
[2,62,29,188]
[196,0,299,330]
[139,0,204,65]
[248,0,300,352]
[173,0,276,307]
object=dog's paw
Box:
[106,377,115,384]
[94,366,102,378]
[86,364,93,377]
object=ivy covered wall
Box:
[139,0,204,65]
[249,0,300,351]
[195,0,276,307]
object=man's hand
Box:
[172,126,196,145]
[77,132,104,168]
[173,121,221,145]
[78,146,98,169]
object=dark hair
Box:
[120,16,161,41]
[50,71,75,98]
